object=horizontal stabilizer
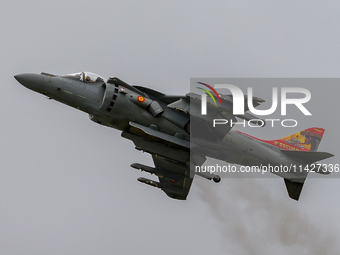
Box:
[284,179,304,201]
[281,150,334,163]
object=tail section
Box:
[237,127,333,200]
[265,127,325,152]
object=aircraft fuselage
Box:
[14,73,307,181]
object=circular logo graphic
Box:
[137,96,145,103]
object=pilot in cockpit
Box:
[83,72,104,82]
[85,75,92,82]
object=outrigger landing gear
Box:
[213,175,221,183]
[195,171,221,183]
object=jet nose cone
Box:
[14,73,43,91]
[14,74,27,85]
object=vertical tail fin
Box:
[284,179,304,200]
[265,127,325,151]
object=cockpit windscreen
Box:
[63,72,105,82]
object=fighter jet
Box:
[14,72,334,200]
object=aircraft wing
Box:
[132,86,264,142]
[122,122,202,200]
[136,155,193,200]
[167,92,264,142]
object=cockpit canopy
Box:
[63,72,105,82]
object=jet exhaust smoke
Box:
[195,178,338,255]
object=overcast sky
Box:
[2,1,340,254]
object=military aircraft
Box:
[14,72,334,201]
